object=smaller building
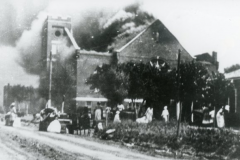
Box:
[225,69,240,113]
[194,51,219,74]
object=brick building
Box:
[74,19,194,109]
[42,16,213,112]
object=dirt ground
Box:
[0,120,172,160]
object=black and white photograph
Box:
[0,0,240,159]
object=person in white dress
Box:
[114,111,121,123]
[161,106,169,122]
[10,103,17,121]
[136,106,153,123]
[9,103,21,127]
[47,116,61,133]
[216,106,225,128]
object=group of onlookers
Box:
[6,101,231,135]
[92,102,170,127]
[202,104,230,128]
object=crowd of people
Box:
[201,104,230,128]
[92,102,170,130]
[5,100,233,135]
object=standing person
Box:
[10,103,17,117]
[93,102,102,129]
[80,107,90,135]
[5,102,17,126]
[202,106,211,126]
[113,111,121,123]
[117,103,125,120]
[224,105,230,128]
[95,102,102,121]
[216,106,225,128]
[161,106,169,122]
[105,106,111,126]
[10,103,17,124]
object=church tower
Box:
[41,15,80,110]
[41,15,72,69]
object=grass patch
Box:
[96,119,240,159]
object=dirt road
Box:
[0,122,171,160]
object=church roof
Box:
[116,19,193,67]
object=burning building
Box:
[41,15,111,111]
[42,15,215,112]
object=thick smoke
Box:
[0,0,47,105]
[73,2,155,52]
[0,0,155,106]
[15,1,155,76]
[0,0,48,45]
[16,12,47,75]
[0,0,155,86]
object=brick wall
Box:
[76,51,111,107]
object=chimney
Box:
[212,51,219,70]
[212,51,217,64]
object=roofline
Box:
[116,19,193,59]
[116,29,147,53]
[116,20,157,53]
[194,53,211,57]
[64,27,80,50]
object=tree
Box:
[205,73,233,111]
[177,62,210,122]
[4,85,36,113]
[86,60,232,123]
[120,60,176,118]
[8,85,35,103]
[176,62,233,123]
[86,64,128,107]
[87,59,175,118]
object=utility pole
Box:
[48,51,53,108]
[48,42,58,108]
[62,95,65,113]
[176,49,182,138]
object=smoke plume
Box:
[13,0,155,76]
[0,0,156,106]
[0,0,155,90]
[16,12,48,75]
